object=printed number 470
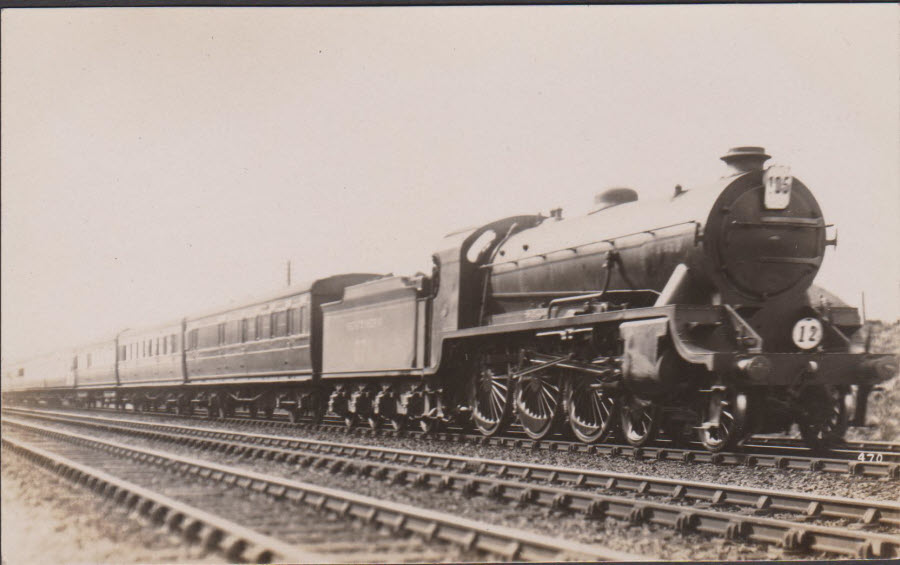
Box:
[857,452,884,462]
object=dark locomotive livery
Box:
[4,147,897,452]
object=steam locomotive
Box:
[5,147,896,452]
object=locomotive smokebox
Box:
[720,146,771,176]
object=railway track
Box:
[14,405,899,478]
[6,409,900,559]
[1,416,641,563]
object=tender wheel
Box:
[620,396,660,447]
[514,371,562,440]
[388,415,408,431]
[697,390,745,453]
[798,385,850,451]
[416,391,442,434]
[263,406,274,419]
[344,415,358,429]
[566,376,618,443]
[287,407,301,423]
[418,417,442,434]
[470,354,513,437]
[248,404,258,419]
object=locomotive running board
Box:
[444,304,717,339]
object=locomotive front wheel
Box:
[470,355,513,437]
[514,372,562,440]
[697,391,745,453]
[798,385,850,451]
[566,377,618,443]
[619,396,660,447]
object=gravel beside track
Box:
[1,446,226,565]
[8,410,900,560]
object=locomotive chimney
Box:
[720,146,771,176]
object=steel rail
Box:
[744,436,900,458]
[6,410,900,559]
[9,406,899,478]
[749,436,900,453]
[0,435,337,564]
[2,417,644,563]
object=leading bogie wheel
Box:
[514,371,562,440]
[798,385,850,451]
[470,354,513,437]
[566,377,618,443]
[697,389,746,453]
[620,396,660,447]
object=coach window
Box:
[171,334,178,353]
[217,322,226,346]
[87,353,92,368]
[227,320,241,344]
[273,310,287,338]
[258,314,270,340]
[289,307,303,335]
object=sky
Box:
[2,4,898,364]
